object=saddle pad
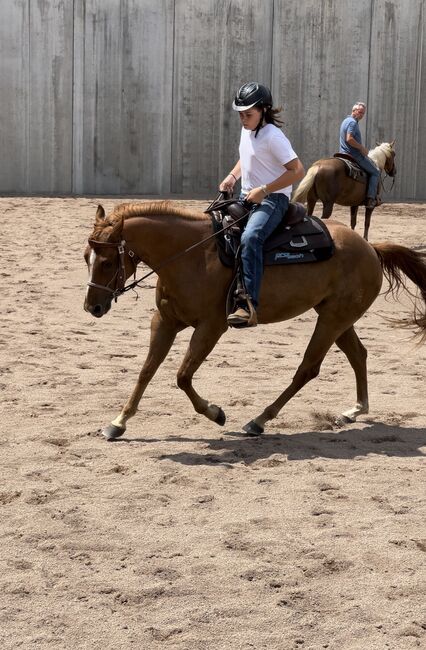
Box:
[333,154,367,183]
[213,215,334,267]
[263,215,334,265]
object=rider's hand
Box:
[362,146,370,157]
[246,187,265,204]
[219,174,236,193]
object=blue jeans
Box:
[352,153,380,199]
[240,193,289,309]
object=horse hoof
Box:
[215,408,226,426]
[243,420,264,436]
[102,424,126,440]
[334,414,355,427]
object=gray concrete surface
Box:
[0,0,424,199]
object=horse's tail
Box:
[372,242,426,340]
[292,163,320,203]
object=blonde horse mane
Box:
[368,142,395,170]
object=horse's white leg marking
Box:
[86,250,96,298]
[340,401,369,422]
[111,413,127,429]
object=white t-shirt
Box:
[239,123,298,198]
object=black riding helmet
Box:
[232,82,273,111]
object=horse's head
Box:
[371,141,397,177]
[383,140,397,177]
[84,205,136,317]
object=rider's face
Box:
[353,106,366,121]
[238,107,263,131]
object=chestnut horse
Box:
[292,142,396,240]
[84,201,426,439]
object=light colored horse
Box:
[84,201,426,439]
[292,142,396,240]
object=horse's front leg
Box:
[103,311,181,440]
[176,320,227,425]
[350,205,358,230]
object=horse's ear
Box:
[109,215,124,242]
[375,140,381,146]
[390,139,395,148]
[95,204,105,224]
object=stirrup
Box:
[227,295,258,328]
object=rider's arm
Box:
[219,160,241,192]
[246,158,304,204]
[346,134,369,157]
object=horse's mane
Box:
[368,142,394,169]
[112,201,205,222]
[91,201,206,239]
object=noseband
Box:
[87,239,137,302]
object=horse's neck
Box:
[368,146,387,170]
[124,214,209,269]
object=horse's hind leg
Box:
[363,207,374,241]
[306,188,317,216]
[244,315,345,435]
[321,202,334,219]
[104,311,180,439]
[176,320,227,425]
[350,206,358,230]
[334,326,369,423]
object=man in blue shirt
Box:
[339,102,380,209]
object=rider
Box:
[219,82,304,327]
[339,102,380,209]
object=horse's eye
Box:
[102,260,113,270]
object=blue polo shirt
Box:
[339,116,362,156]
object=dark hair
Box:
[251,105,283,136]
[264,106,283,127]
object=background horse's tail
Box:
[372,242,426,340]
[292,163,320,203]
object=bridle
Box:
[87,239,140,302]
[381,151,396,193]
[86,205,250,302]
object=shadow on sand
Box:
[116,421,426,466]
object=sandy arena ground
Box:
[0,197,425,649]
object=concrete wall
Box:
[0,0,425,199]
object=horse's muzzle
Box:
[84,300,111,318]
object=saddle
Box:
[333,153,368,184]
[207,195,334,268]
[206,193,334,326]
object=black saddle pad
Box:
[213,212,334,267]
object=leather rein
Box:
[86,205,250,302]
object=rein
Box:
[381,172,396,194]
[87,210,249,301]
